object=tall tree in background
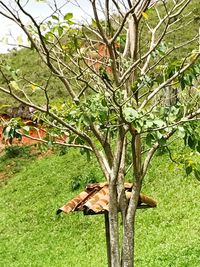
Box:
[0,1,200,266]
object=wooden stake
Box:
[104,212,111,267]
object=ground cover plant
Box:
[0,145,200,267]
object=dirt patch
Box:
[0,143,5,153]
[0,171,8,183]
[0,122,68,147]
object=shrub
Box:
[4,145,31,159]
[70,171,100,191]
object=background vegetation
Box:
[0,0,199,112]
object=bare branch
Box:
[140,53,200,110]
[20,133,93,151]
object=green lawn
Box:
[0,147,200,267]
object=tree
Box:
[0,0,200,266]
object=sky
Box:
[0,0,92,53]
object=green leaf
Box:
[145,120,154,128]
[154,119,165,128]
[156,131,163,140]
[75,137,84,145]
[177,126,185,138]
[179,76,185,90]
[185,165,192,176]
[81,114,91,126]
[15,132,22,140]
[57,26,63,36]
[158,137,166,146]
[9,128,15,139]
[194,169,200,181]
[91,19,97,27]
[52,15,59,20]
[64,13,73,20]
[142,12,148,20]
[196,142,200,153]
[45,31,54,40]
[123,107,138,122]
[146,133,154,146]
[101,98,107,107]
[86,150,91,162]
[3,126,11,139]
[22,126,30,135]
[188,136,195,150]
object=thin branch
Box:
[140,53,200,110]
[20,133,93,151]
[15,0,77,101]
[142,105,200,178]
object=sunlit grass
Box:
[0,147,200,267]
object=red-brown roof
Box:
[57,183,157,215]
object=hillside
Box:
[0,49,66,112]
[0,0,199,113]
[0,145,200,267]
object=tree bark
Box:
[163,86,178,107]
[120,132,142,267]
[109,177,120,267]
[121,183,141,267]
[109,127,126,267]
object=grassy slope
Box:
[0,49,67,111]
[0,0,199,113]
[0,147,200,267]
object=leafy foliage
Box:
[4,145,32,159]
[2,118,22,144]
[70,170,100,191]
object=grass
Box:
[135,153,200,267]
[0,147,106,267]
[0,145,200,266]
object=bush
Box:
[4,145,31,159]
[70,171,100,191]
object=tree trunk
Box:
[108,130,143,267]
[109,178,141,267]
[109,178,121,267]
[121,132,142,267]
[163,86,178,106]
[121,182,142,267]
[109,176,142,267]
